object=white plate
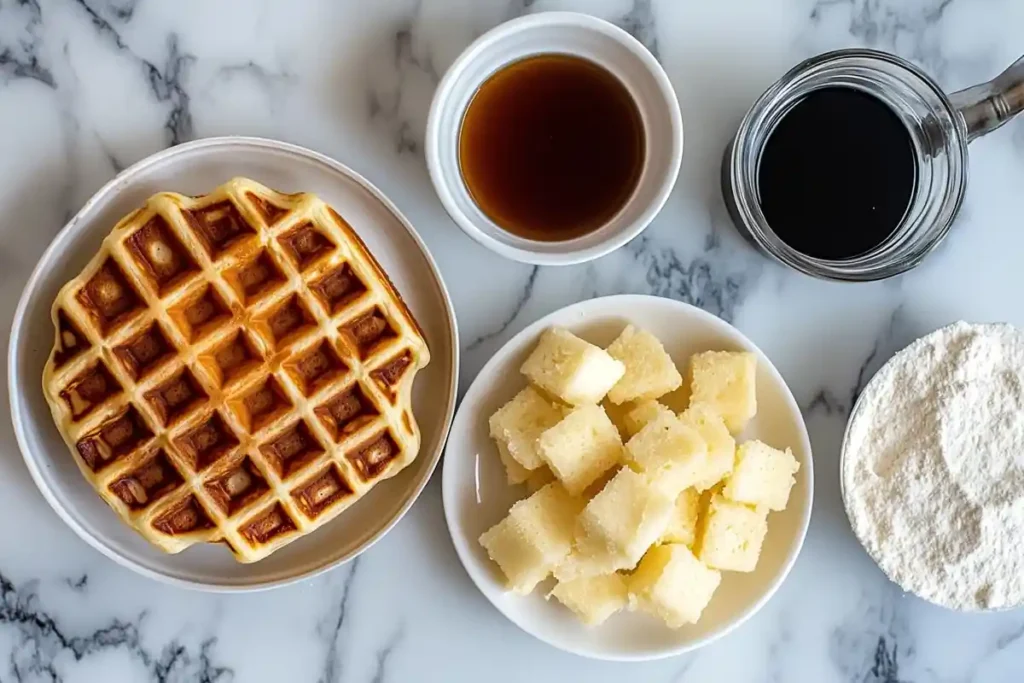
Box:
[9,137,459,591]
[442,295,812,660]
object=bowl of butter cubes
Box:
[442,294,813,660]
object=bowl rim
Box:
[424,11,684,266]
[441,294,814,660]
[8,135,460,592]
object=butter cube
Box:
[688,351,757,433]
[696,494,768,572]
[478,515,545,593]
[605,325,683,404]
[549,573,628,626]
[582,466,619,498]
[573,468,675,573]
[630,544,721,627]
[623,399,674,438]
[494,440,531,485]
[489,387,567,472]
[723,440,800,511]
[521,327,625,406]
[479,483,585,594]
[537,405,623,496]
[660,488,700,546]
[553,551,603,583]
[525,466,556,494]
[678,404,736,491]
[624,412,709,495]
[600,399,632,440]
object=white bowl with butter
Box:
[441,295,813,660]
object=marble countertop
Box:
[3,0,1024,681]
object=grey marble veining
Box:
[1,571,234,682]
[3,0,1024,681]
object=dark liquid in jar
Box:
[757,87,917,260]
[458,54,645,241]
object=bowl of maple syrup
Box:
[426,12,683,266]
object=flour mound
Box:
[843,321,1024,611]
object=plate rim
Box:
[8,135,460,592]
[441,294,813,661]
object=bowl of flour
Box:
[841,321,1024,611]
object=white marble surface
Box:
[3,0,1024,681]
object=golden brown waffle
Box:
[41,177,430,563]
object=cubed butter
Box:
[605,325,683,404]
[629,544,721,628]
[600,399,632,441]
[678,403,736,491]
[494,439,531,485]
[623,399,674,438]
[582,466,620,498]
[688,351,757,433]
[521,327,625,406]
[573,468,675,573]
[624,412,709,495]
[723,440,800,511]
[525,466,557,494]
[553,551,605,583]
[660,488,700,546]
[489,387,567,472]
[537,404,623,496]
[549,573,628,626]
[479,483,584,593]
[696,494,768,572]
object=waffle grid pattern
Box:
[42,178,429,563]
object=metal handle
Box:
[950,55,1024,142]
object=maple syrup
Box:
[459,54,645,241]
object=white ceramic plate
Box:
[442,295,812,660]
[9,137,459,591]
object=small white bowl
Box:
[441,295,813,660]
[9,137,459,591]
[425,12,683,266]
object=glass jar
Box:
[723,49,1024,281]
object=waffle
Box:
[41,177,430,563]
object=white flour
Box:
[843,321,1024,611]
